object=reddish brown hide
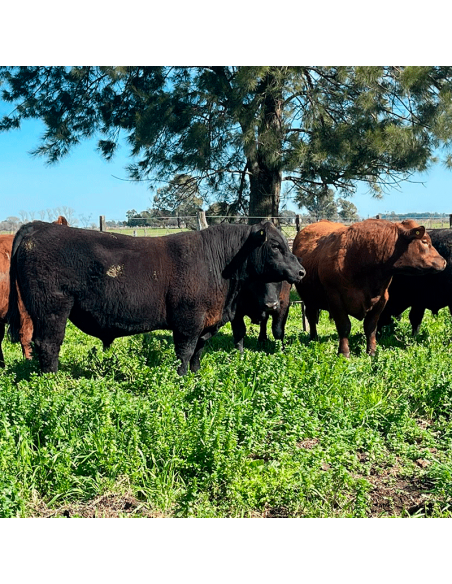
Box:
[292,219,446,358]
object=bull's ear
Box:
[402,225,425,240]
[251,224,267,245]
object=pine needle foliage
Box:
[1,66,452,219]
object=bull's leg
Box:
[0,322,5,368]
[231,314,247,353]
[189,335,211,373]
[376,309,392,333]
[33,306,73,373]
[173,329,203,376]
[258,315,269,344]
[18,293,33,360]
[363,293,389,356]
[305,305,320,340]
[101,334,116,351]
[19,316,33,360]
[271,304,290,350]
[409,305,425,336]
[333,314,352,358]
[33,332,66,373]
[328,298,351,357]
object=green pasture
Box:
[109,225,298,240]
[2,298,452,518]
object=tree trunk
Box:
[248,164,281,225]
[247,73,283,226]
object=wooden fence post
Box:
[197,211,208,230]
[99,215,106,231]
[295,214,301,232]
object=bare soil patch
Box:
[30,492,169,518]
[364,460,435,517]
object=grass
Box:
[2,297,452,517]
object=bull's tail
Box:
[7,221,42,343]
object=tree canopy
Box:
[1,66,452,222]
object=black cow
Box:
[7,221,305,375]
[378,228,452,335]
[231,280,292,351]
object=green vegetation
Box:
[2,299,452,518]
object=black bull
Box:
[7,221,305,375]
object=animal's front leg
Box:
[409,305,425,336]
[231,314,246,353]
[258,314,269,343]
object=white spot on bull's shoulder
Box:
[6,252,10,261]
[153,270,158,280]
[106,264,124,278]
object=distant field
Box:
[2,218,450,238]
[111,225,299,241]
[2,300,452,518]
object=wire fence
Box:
[2,213,450,237]
[112,213,452,242]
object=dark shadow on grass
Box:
[2,354,41,383]
[203,329,289,355]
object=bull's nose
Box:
[299,268,306,279]
[265,301,279,311]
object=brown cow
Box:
[292,219,446,358]
[0,216,68,367]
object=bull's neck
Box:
[202,225,253,277]
[344,230,397,269]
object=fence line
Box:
[111,213,452,238]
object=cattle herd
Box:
[0,216,451,376]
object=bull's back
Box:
[15,224,221,335]
[292,220,345,258]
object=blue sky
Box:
[1,103,451,224]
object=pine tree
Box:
[1,66,452,222]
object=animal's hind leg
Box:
[364,292,389,356]
[18,292,33,360]
[305,305,320,340]
[189,335,211,373]
[173,328,203,376]
[33,305,73,373]
[231,314,247,353]
[0,322,5,368]
[272,303,290,349]
[409,305,425,336]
